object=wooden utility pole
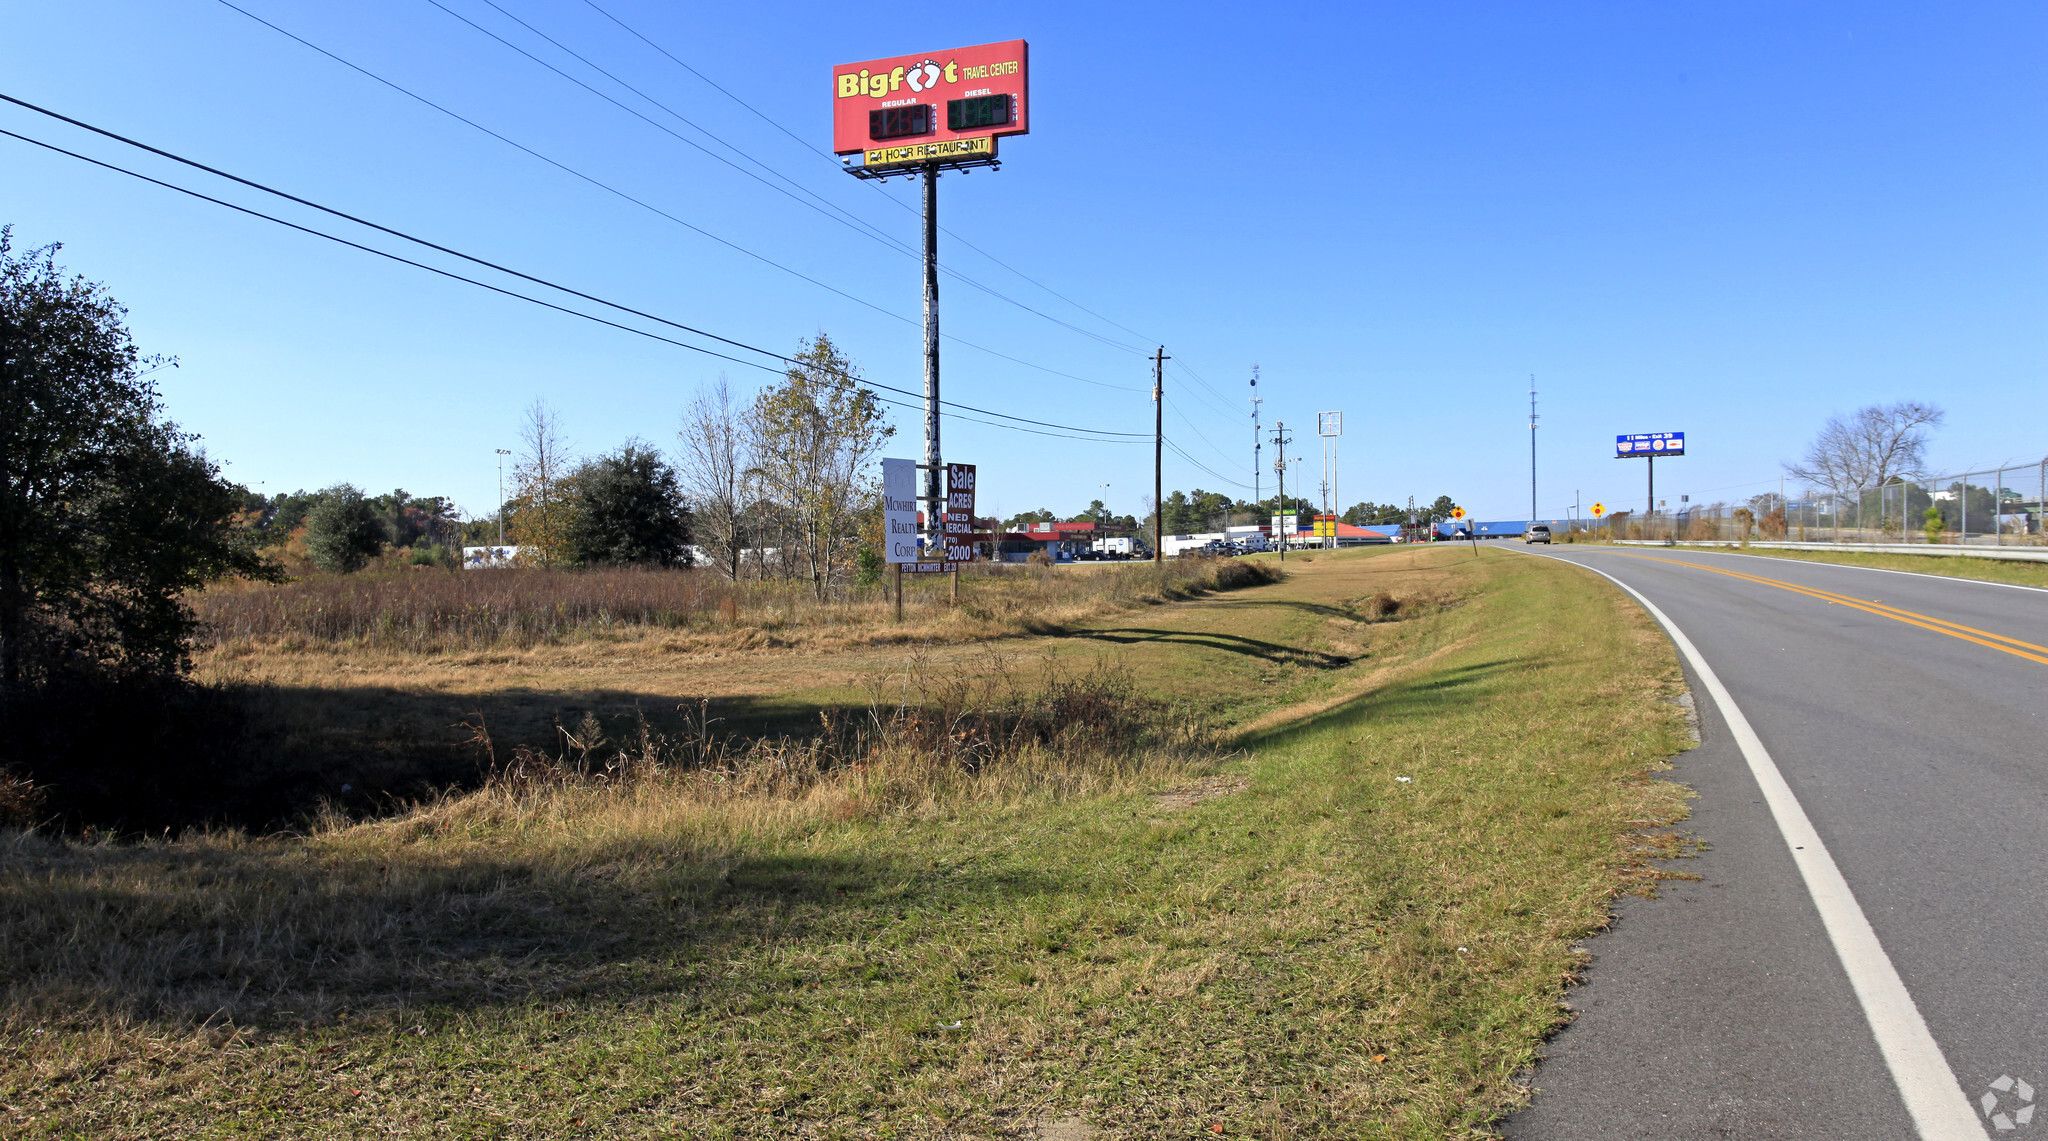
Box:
[1272,421,1292,563]
[1153,346,1168,566]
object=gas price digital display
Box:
[869,104,933,140]
[947,94,1010,131]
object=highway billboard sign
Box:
[832,41,1030,157]
[1616,432,1684,458]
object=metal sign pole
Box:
[921,162,943,560]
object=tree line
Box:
[1153,490,1458,535]
[0,230,895,703]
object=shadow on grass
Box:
[1064,626,1354,669]
[23,680,872,837]
[2,835,1069,1027]
[1237,657,1528,750]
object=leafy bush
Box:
[304,484,383,573]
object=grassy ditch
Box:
[1667,544,2048,589]
[2,546,1694,1138]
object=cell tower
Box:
[1250,365,1263,524]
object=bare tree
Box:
[676,376,750,581]
[510,399,573,567]
[746,335,893,600]
[1785,402,1944,492]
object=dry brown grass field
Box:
[182,559,1274,825]
[4,546,1698,1138]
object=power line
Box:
[1168,359,1243,419]
[580,0,836,162]
[424,0,912,258]
[1164,438,1257,492]
[573,0,1164,353]
[0,124,1147,442]
[205,2,1142,393]
[418,0,1148,357]
[1167,400,1250,470]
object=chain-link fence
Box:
[1574,455,2048,546]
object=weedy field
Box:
[2,546,1696,1138]
[159,559,1276,829]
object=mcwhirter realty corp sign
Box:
[881,458,920,564]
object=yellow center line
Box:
[1601,550,2048,667]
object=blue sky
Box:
[4,0,2043,523]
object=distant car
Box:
[1523,525,1552,544]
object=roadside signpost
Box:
[1591,502,1605,517]
[1450,506,1474,556]
[1616,433,1684,526]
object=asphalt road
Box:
[1504,546,2047,1141]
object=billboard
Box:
[1616,432,1684,458]
[832,40,1030,157]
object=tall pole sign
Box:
[1318,411,1342,550]
[834,42,1029,559]
[1616,432,1685,524]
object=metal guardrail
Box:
[1611,539,2048,564]
[1575,454,2048,548]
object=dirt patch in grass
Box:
[1148,773,1250,811]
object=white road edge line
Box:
[1552,552,1987,1141]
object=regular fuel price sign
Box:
[1615,432,1684,458]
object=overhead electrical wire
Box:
[0,123,1145,443]
[1166,363,1244,423]
[1168,359,1244,420]
[416,0,1149,357]
[462,0,1160,372]
[576,0,1166,352]
[421,0,913,259]
[1167,400,1250,470]
[1163,438,1256,493]
[206,1,1142,394]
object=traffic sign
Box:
[1450,506,1467,520]
[1591,502,1605,518]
